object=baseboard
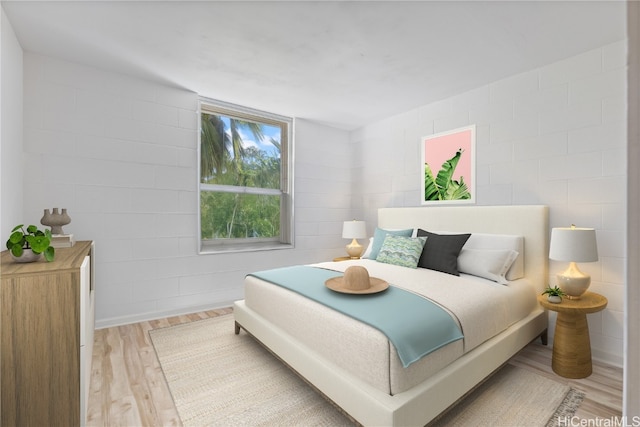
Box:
[592,347,624,369]
[546,341,623,369]
[94,301,235,329]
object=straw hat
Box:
[325,266,389,294]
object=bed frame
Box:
[234,205,549,426]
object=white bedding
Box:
[244,258,536,395]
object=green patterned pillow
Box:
[366,227,414,259]
[376,235,427,269]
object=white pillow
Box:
[462,233,524,280]
[457,248,519,285]
[361,237,374,258]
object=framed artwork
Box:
[421,125,476,205]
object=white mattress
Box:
[244,259,537,395]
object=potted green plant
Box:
[6,224,55,262]
[542,285,565,304]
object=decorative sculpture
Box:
[41,208,71,235]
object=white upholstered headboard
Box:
[378,205,549,292]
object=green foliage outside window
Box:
[200,192,280,239]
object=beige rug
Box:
[430,364,584,427]
[150,314,583,427]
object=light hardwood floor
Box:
[86,308,623,426]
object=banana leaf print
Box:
[424,149,471,201]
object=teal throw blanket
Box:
[249,266,463,367]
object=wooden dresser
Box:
[1,241,95,427]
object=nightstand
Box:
[333,256,356,262]
[537,291,607,379]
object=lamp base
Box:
[345,238,363,259]
[557,262,591,299]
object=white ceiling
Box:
[3,1,627,130]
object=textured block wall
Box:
[23,54,352,327]
[0,9,24,242]
[351,41,627,366]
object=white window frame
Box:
[198,98,294,254]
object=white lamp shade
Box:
[549,227,598,262]
[342,220,367,239]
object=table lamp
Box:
[549,225,598,299]
[342,220,367,259]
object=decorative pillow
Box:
[361,237,374,259]
[366,227,413,260]
[376,235,427,269]
[416,229,471,275]
[463,233,524,280]
[457,249,519,285]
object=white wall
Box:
[351,40,628,367]
[22,53,352,327]
[294,119,354,250]
[0,7,24,243]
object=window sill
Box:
[199,241,293,255]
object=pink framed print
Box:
[421,125,476,205]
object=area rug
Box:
[430,364,585,427]
[149,315,583,427]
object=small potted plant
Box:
[5,224,55,262]
[542,285,565,304]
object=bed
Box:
[233,205,549,426]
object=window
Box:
[198,98,293,253]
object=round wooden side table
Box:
[537,291,607,379]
